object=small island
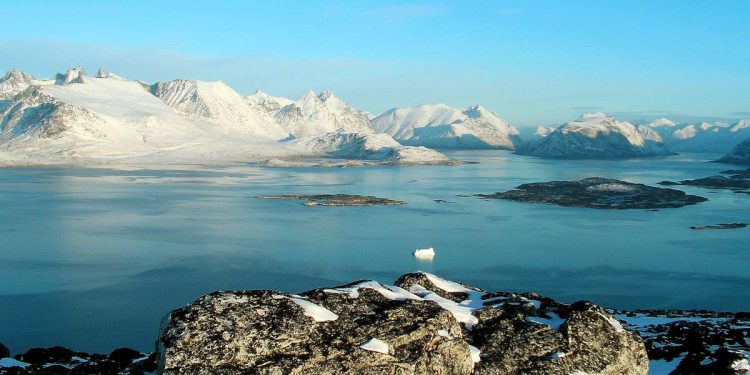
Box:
[257,194,406,206]
[690,223,748,230]
[659,167,750,193]
[478,177,707,209]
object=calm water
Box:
[1,151,749,354]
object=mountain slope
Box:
[716,139,750,165]
[150,80,289,140]
[517,113,673,159]
[371,104,519,149]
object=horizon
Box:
[1,1,749,127]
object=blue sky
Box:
[1,0,748,127]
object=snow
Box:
[0,358,29,368]
[597,311,625,333]
[468,345,481,363]
[421,272,474,294]
[371,103,519,150]
[360,338,390,354]
[289,297,339,322]
[648,358,682,375]
[324,280,421,301]
[733,358,750,373]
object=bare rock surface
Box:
[156,272,648,375]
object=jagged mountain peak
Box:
[56,66,87,85]
[0,68,36,93]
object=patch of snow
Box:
[360,338,390,354]
[586,183,637,192]
[469,345,481,363]
[289,297,339,322]
[421,272,474,294]
[0,358,30,368]
[597,312,625,333]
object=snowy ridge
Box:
[150,79,289,139]
[371,103,520,150]
[517,113,673,159]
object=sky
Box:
[1,0,749,127]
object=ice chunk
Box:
[413,247,435,258]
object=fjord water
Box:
[1,151,748,353]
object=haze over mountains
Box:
[1,67,749,165]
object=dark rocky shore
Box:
[478,177,707,209]
[257,194,406,206]
[2,273,748,374]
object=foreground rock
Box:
[716,139,750,165]
[156,272,648,374]
[257,194,406,206]
[660,168,750,193]
[478,177,707,209]
[3,274,749,374]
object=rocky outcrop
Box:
[257,194,406,206]
[478,177,707,209]
[156,272,648,374]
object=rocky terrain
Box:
[477,177,707,209]
[659,168,750,193]
[1,273,748,374]
[257,194,406,206]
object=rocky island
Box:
[1,272,748,374]
[478,177,707,209]
[659,168,750,193]
[257,194,406,206]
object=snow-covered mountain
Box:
[638,118,750,153]
[516,113,673,159]
[247,90,373,138]
[0,69,37,95]
[370,104,520,150]
[716,139,750,165]
[0,67,449,166]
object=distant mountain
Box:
[0,69,36,94]
[640,118,750,154]
[716,139,750,165]
[264,90,374,138]
[370,104,520,150]
[517,113,673,159]
[0,67,449,166]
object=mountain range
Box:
[1,67,749,165]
